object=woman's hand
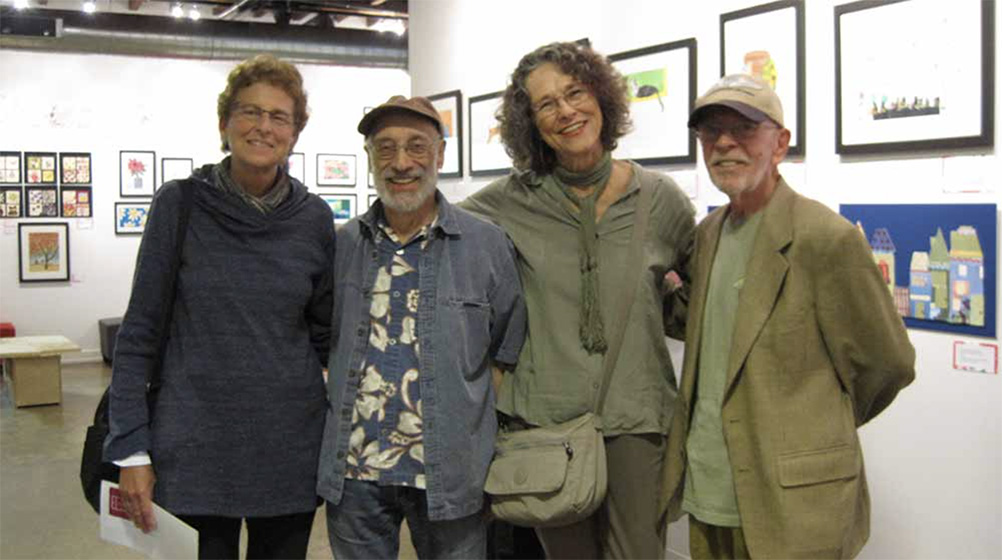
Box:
[119,465,158,533]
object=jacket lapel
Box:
[723,179,795,398]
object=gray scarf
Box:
[212,157,291,214]
[550,151,614,354]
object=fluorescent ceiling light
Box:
[171,3,184,18]
[82,1,96,13]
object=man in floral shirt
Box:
[317,96,527,560]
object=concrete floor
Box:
[0,361,417,560]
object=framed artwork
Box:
[427,90,464,178]
[115,202,150,235]
[608,38,697,165]
[1,151,21,184]
[287,152,306,185]
[835,0,995,154]
[61,187,92,218]
[161,157,193,186]
[721,0,805,156]
[18,222,70,283]
[59,152,92,184]
[469,91,509,177]
[0,186,22,218]
[316,153,356,187]
[120,150,156,197]
[839,203,997,338]
[321,194,356,225]
[24,152,57,184]
[368,171,375,190]
[25,186,58,217]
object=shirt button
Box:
[396,249,404,255]
[392,291,401,298]
[592,382,599,389]
[388,338,397,346]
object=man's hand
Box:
[119,465,158,533]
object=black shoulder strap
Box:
[148,180,194,387]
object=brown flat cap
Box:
[358,95,445,136]
[689,73,784,128]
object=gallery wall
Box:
[0,50,409,360]
[408,0,1001,558]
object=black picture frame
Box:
[835,0,995,154]
[60,186,93,218]
[608,39,698,166]
[468,90,510,178]
[427,90,464,179]
[59,152,92,185]
[1,151,22,184]
[25,185,59,218]
[114,201,151,235]
[24,152,58,185]
[119,150,157,198]
[18,222,70,283]
[0,185,23,218]
[160,157,194,187]
[721,0,806,157]
[316,153,357,187]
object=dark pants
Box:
[177,510,316,560]
[326,480,487,560]
[688,517,750,560]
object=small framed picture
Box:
[120,150,156,197]
[1,151,22,184]
[368,171,376,190]
[468,91,510,177]
[59,152,92,184]
[0,186,23,218]
[427,90,464,178]
[287,152,306,185]
[115,201,151,235]
[320,194,356,225]
[18,222,70,283]
[61,187,92,218]
[160,157,193,186]
[25,185,58,217]
[316,153,357,187]
[24,152,57,184]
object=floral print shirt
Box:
[345,217,436,489]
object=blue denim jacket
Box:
[318,193,527,521]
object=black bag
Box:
[80,180,193,513]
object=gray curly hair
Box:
[498,42,632,174]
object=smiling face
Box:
[367,112,444,213]
[219,81,297,178]
[525,62,604,171]
[698,106,789,203]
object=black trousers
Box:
[177,510,316,560]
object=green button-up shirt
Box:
[460,162,696,435]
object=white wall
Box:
[0,50,409,361]
[409,0,1001,558]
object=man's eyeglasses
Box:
[694,121,776,143]
[232,104,295,129]
[369,140,438,162]
[532,85,591,119]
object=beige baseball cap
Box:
[688,74,784,128]
[358,95,445,137]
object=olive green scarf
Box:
[550,151,614,354]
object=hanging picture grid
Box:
[1,151,22,184]
[0,186,22,218]
[26,185,59,218]
[61,187,92,218]
[59,152,92,184]
[24,152,57,184]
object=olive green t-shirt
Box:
[459,163,696,435]
[682,208,763,527]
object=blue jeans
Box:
[326,480,487,560]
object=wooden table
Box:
[0,335,80,407]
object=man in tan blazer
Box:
[660,74,915,559]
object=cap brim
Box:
[358,105,444,136]
[688,101,773,128]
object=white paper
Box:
[99,480,198,559]
[952,341,999,375]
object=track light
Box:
[171,3,184,18]
[372,18,405,36]
[82,1,96,14]
[13,0,30,10]
[188,6,200,20]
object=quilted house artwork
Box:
[840,204,996,338]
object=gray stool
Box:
[98,317,123,364]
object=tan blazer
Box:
[660,180,915,558]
